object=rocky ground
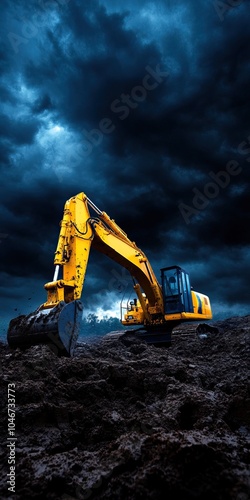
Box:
[0,315,250,499]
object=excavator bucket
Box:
[7,300,83,357]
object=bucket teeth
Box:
[7,300,83,357]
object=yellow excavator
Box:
[7,192,213,356]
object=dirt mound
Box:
[0,316,250,499]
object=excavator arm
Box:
[43,192,164,318]
[42,193,93,306]
[7,192,212,356]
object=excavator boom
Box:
[7,192,212,356]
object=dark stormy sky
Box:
[0,0,249,334]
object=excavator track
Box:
[105,323,219,346]
[172,323,219,338]
[105,328,172,346]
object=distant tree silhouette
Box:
[80,314,125,338]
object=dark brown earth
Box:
[0,316,250,499]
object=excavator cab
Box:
[161,266,193,314]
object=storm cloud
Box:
[0,0,249,332]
